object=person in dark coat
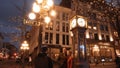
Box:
[57,51,67,68]
[34,46,53,68]
[115,56,120,68]
[60,57,67,68]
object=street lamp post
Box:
[28,0,56,53]
[70,15,89,68]
[20,40,29,68]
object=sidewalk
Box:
[17,62,117,68]
[90,62,116,68]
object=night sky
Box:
[0,0,61,48]
[0,0,112,48]
[0,0,61,25]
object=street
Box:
[0,59,117,68]
[0,59,59,68]
[90,62,117,68]
[0,59,31,68]
[0,59,18,68]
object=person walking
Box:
[34,46,53,68]
[28,55,32,66]
[115,56,120,68]
[60,57,67,68]
[67,51,73,68]
[57,50,67,68]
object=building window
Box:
[94,33,98,40]
[62,12,68,21]
[93,13,96,19]
[66,23,69,32]
[62,22,65,32]
[45,32,48,43]
[56,21,60,31]
[62,13,65,20]
[62,35,65,45]
[88,22,92,26]
[105,25,108,31]
[100,24,104,31]
[106,35,110,41]
[66,35,69,45]
[45,32,53,44]
[45,21,53,30]
[93,23,97,30]
[65,13,68,21]
[56,11,60,19]
[102,17,105,21]
[49,33,53,44]
[49,22,53,30]
[114,32,118,37]
[89,32,94,39]
[62,34,69,45]
[88,22,92,29]
[90,13,96,20]
[56,34,59,44]
[102,34,105,40]
[62,22,69,32]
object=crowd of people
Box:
[16,46,73,68]
[19,48,120,68]
[33,46,73,68]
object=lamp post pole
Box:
[28,0,56,54]
[38,23,43,53]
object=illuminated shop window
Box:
[89,32,94,39]
[88,22,92,29]
[93,23,97,30]
[114,32,118,37]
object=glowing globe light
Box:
[44,16,51,24]
[33,3,40,13]
[37,0,43,4]
[47,0,54,7]
[28,12,36,20]
[50,10,56,17]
